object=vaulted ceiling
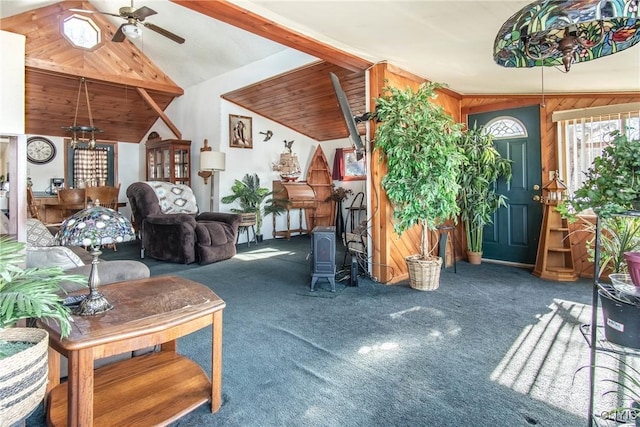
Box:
[3,0,638,144]
[0,1,370,144]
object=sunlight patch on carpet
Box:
[358,342,399,355]
[235,248,294,261]
[490,298,591,417]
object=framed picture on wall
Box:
[341,148,366,181]
[229,114,253,149]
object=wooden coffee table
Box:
[37,275,225,427]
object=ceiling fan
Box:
[70,1,185,44]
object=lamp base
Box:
[73,247,114,316]
[73,292,113,316]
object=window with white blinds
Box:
[554,103,640,196]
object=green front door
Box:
[468,105,543,265]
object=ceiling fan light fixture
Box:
[122,23,141,39]
[494,0,640,72]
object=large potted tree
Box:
[457,125,512,264]
[221,173,286,241]
[0,236,85,425]
[374,81,464,290]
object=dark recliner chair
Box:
[126,182,241,265]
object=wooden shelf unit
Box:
[146,139,191,186]
[306,146,334,228]
[47,351,210,427]
[533,202,578,281]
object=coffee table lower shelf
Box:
[47,351,211,426]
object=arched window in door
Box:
[481,116,528,139]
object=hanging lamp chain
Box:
[64,77,102,149]
[83,78,94,129]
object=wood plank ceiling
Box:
[0,1,183,143]
[175,0,372,143]
[222,62,366,142]
[2,0,372,144]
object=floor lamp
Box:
[199,151,226,211]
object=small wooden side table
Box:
[37,275,225,427]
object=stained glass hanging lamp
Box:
[494,0,640,72]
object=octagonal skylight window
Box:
[62,14,101,50]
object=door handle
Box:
[533,184,541,190]
[533,195,541,201]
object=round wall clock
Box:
[27,136,56,164]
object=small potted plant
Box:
[559,131,640,219]
[0,235,85,425]
[326,186,353,238]
[558,131,640,279]
[457,124,512,264]
[578,354,640,426]
[374,81,464,290]
[221,173,286,241]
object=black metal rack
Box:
[586,210,640,427]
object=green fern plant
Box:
[581,216,640,278]
[0,236,85,357]
[221,173,286,235]
[576,354,640,424]
[558,131,640,220]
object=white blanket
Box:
[144,181,198,214]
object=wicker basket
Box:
[0,328,49,426]
[406,255,443,291]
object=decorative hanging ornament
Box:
[62,77,103,149]
[494,0,640,72]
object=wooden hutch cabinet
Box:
[146,139,191,186]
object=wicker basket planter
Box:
[406,255,442,291]
[0,328,49,426]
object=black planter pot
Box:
[256,234,264,243]
[599,287,640,349]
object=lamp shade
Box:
[200,151,226,171]
[494,0,640,71]
[57,206,135,247]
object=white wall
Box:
[26,49,365,243]
[24,135,140,220]
[146,50,362,243]
[0,31,25,134]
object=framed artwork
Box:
[341,148,366,181]
[229,114,253,149]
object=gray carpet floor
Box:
[27,235,618,426]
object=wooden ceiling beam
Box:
[137,88,182,140]
[171,0,372,72]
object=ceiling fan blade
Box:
[112,24,126,42]
[69,8,122,18]
[132,6,157,21]
[143,23,185,44]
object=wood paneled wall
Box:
[461,93,640,277]
[368,63,462,284]
[369,62,639,282]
